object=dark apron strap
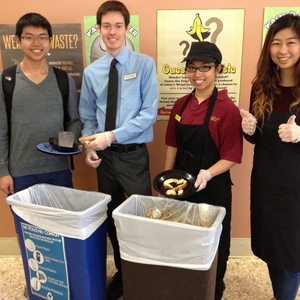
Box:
[178,87,218,122]
[179,93,192,116]
[204,87,218,124]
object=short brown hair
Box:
[96,0,130,27]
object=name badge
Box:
[175,114,181,122]
[124,73,137,80]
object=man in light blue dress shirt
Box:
[78,1,158,299]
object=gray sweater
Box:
[0,64,82,177]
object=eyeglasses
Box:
[186,64,217,73]
[20,36,50,43]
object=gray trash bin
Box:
[112,194,225,300]
[7,183,111,300]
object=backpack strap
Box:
[52,67,75,170]
[52,67,70,126]
[2,65,17,140]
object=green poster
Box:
[263,8,300,42]
[83,15,140,66]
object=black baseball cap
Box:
[182,41,222,64]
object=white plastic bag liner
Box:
[113,195,226,271]
[6,184,111,240]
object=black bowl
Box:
[49,138,78,153]
[153,169,197,199]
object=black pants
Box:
[184,176,232,300]
[96,146,152,271]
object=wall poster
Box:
[0,24,83,94]
[263,7,300,42]
[83,16,140,66]
[157,9,245,120]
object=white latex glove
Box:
[88,132,112,151]
[194,169,212,192]
[85,148,102,168]
[278,115,300,143]
[240,108,257,136]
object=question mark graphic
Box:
[205,18,223,43]
[179,40,190,61]
[73,34,78,49]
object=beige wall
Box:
[0,0,291,238]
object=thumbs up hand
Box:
[240,108,257,135]
[278,115,300,143]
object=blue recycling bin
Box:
[7,184,111,300]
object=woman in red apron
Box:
[241,14,300,300]
[164,42,243,300]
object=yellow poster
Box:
[157,9,245,120]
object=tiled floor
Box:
[1,255,300,300]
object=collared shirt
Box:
[165,89,243,163]
[79,46,158,144]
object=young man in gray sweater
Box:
[0,13,82,195]
[0,12,82,300]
